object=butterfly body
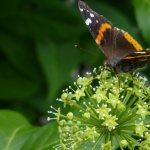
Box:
[78,0,150,73]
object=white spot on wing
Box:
[146,48,150,51]
[135,51,146,54]
[85,18,92,25]
[114,27,120,31]
[96,20,99,23]
[90,13,94,17]
[121,29,125,33]
[80,8,83,12]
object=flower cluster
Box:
[48,67,150,150]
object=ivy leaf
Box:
[0,110,58,150]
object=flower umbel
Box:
[48,67,150,150]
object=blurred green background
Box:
[0,0,150,149]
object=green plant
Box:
[0,0,150,149]
[49,67,150,150]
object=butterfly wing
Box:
[78,0,143,66]
[114,49,150,72]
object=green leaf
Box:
[0,0,22,14]
[0,0,84,41]
[133,0,150,45]
[37,41,80,101]
[0,61,41,99]
[1,14,83,41]
[0,34,43,81]
[0,110,58,150]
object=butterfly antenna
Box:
[74,44,96,55]
[74,44,84,51]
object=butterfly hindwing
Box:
[115,50,150,72]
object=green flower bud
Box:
[120,140,128,148]
[48,66,150,150]
[67,112,74,120]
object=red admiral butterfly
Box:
[78,0,150,73]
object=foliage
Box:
[0,110,58,150]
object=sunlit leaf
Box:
[0,110,58,150]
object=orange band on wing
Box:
[124,54,150,60]
[124,32,143,51]
[96,23,112,45]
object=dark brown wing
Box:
[114,49,150,72]
[78,0,143,66]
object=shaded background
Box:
[0,0,150,148]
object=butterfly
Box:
[78,0,150,73]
